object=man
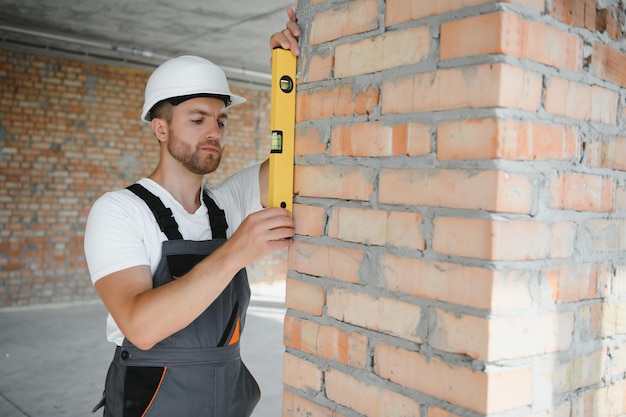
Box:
[84,9,300,417]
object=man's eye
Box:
[191,119,202,124]
[218,122,226,129]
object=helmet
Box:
[141,55,247,122]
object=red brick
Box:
[590,42,626,87]
[283,315,368,368]
[382,63,542,114]
[385,0,544,26]
[437,118,579,161]
[293,204,326,237]
[325,367,422,416]
[326,287,424,343]
[429,309,574,361]
[303,53,334,83]
[441,12,583,71]
[381,254,534,310]
[432,218,575,260]
[550,172,616,212]
[295,126,327,156]
[288,241,363,284]
[374,342,533,413]
[296,83,379,121]
[546,263,613,303]
[596,6,622,41]
[585,137,626,171]
[283,352,323,393]
[544,76,618,124]
[285,278,325,316]
[310,0,379,45]
[379,168,534,214]
[581,219,626,254]
[335,26,431,78]
[282,390,348,417]
[550,0,596,28]
[331,121,431,157]
[294,165,375,201]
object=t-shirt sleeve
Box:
[84,192,150,284]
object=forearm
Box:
[97,244,244,350]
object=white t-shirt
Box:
[84,164,263,345]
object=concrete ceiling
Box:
[0,0,297,88]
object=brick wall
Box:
[284,0,626,416]
[0,48,285,307]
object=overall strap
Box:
[127,184,229,240]
[127,183,183,240]
[202,191,228,239]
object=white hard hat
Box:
[141,55,247,122]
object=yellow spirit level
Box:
[268,48,297,213]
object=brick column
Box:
[283,0,626,416]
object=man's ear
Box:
[151,118,168,142]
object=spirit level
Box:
[268,47,297,213]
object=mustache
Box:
[198,139,222,148]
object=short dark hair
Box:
[147,93,231,121]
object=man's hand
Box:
[270,7,301,57]
[220,207,295,269]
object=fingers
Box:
[254,207,295,240]
[269,7,301,60]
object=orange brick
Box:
[546,263,612,303]
[571,380,626,417]
[585,137,626,171]
[590,42,626,87]
[432,218,574,260]
[581,218,626,254]
[382,63,542,114]
[285,278,325,316]
[379,168,534,214]
[325,368,422,416]
[441,12,582,71]
[288,241,363,284]
[373,342,533,413]
[385,0,544,26]
[428,408,463,417]
[550,348,607,393]
[437,118,580,161]
[310,0,378,45]
[545,76,618,124]
[549,0,591,27]
[328,206,387,245]
[381,254,534,310]
[296,83,379,121]
[283,390,348,417]
[293,204,326,237]
[283,315,368,368]
[335,26,431,78]
[331,121,431,157]
[550,172,616,212]
[429,309,574,361]
[387,210,426,250]
[295,126,327,156]
[283,352,323,393]
[601,301,626,337]
[303,53,334,83]
[610,345,626,379]
[326,287,423,343]
[327,206,425,249]
[596,6,622,41]
[294,165,375,201]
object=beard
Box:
[166,128,222,175]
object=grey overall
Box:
[93,184,260,417]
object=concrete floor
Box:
[0,297,285,417]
